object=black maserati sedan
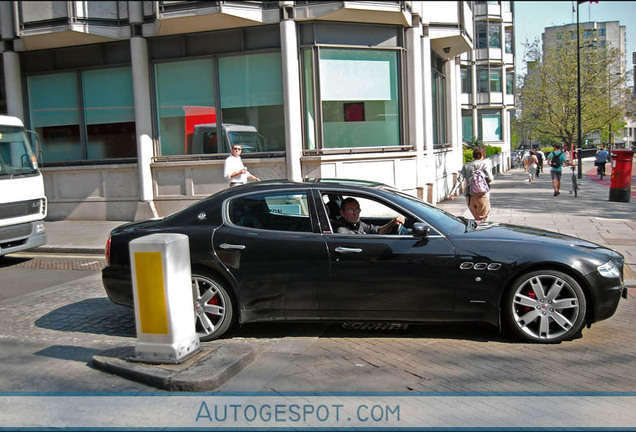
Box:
[102,180,627,344]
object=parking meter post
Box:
[609,149,636,203]
[129,233,199,364]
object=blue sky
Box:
[514,1,636,82]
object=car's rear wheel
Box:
[504,270,586,343]
[191,272,234,341]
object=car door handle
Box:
[334,247,362,254]
[219,243,246,250]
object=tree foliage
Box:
[517,32,627,147]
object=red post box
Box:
[609,149,636,202]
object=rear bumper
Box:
[102,265,133,307]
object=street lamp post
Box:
[576,1,583,179]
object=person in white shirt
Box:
[224,145,260,187]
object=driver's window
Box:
[325,193,409,235]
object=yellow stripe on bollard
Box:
[134,251,169,334]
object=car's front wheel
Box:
[191,272,235,341]
[504,270,586,343]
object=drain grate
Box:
[4,257,105,271]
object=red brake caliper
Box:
[524,291,536,313]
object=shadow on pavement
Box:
[34,345,101,363]
[35,298,136,337]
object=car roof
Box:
[226,178,386,189]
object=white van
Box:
[0,115,47,257]
[190,123,266,154]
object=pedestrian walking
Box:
[535,150,544,178]
[547,143,568,196]
[224,145,260,187]
[449,147,494,222]
[523,150,539,183]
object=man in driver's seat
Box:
[336,197,404,235]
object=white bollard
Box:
[129,233,199,363]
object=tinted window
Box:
[228,191,312,232]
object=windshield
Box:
[0,126,39,177]
[380,187,469,233]
[228,131,261,153]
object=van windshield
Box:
[228,131,261,153]
[0,126,39,177]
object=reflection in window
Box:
[477,66,489,93]
[155,53,285,157]
[228,191,311,232]
[155,59,216,156]
[490,69,502,92]
[505,29,513,53]
[462,110,473,143]
[219,53,285,153]
[506,70,514,94]
[461,66,472,94]
[303,50,316,150]
[476,22,488,49]
[316,49,400,149]
[432,63,447,146]
[479,110,501,141]
[489,24,501,48]
[83,68,136,159]
[28,68,136,163]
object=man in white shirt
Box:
[224,145,260,187]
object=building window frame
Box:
[431,53,448,148]
[27,66,137,165]
[301,45,406,154]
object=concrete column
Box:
[280,18,303,182]
[0,1,15,40]
[421,29,435,184]
[130,36,158,220]
[3,51,24,120]
[446,58,459,155]
[471,61,478,142]
[406,16,425,191]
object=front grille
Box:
[0,222,33,242]
[0,199,41,219]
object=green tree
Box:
[517,33,627,147]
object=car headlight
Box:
[597,261,620,278]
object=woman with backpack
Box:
[449,147,494,222]
[547,143,569,196]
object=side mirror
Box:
[412,223,430,237]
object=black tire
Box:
[191,272,235,341]
[504,270,586,343]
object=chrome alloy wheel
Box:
[508,271,586,343]
[191,273,234,341]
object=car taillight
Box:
[105,236,111,266]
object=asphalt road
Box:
[0,253,104,301]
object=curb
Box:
[35,246,105,255]
[92,342,255,391]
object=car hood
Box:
[462,221,620,259]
